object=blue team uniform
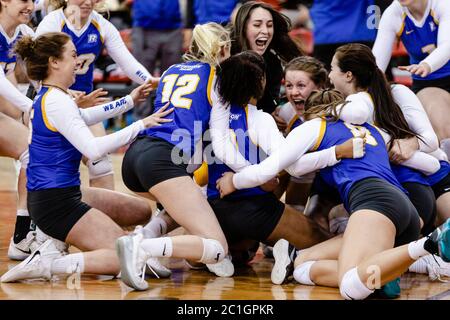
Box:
[399,11,450,81]
[61,20,104,93]
[27,87,82,191]
[314,119,405,211]
[207,104,267,200]
[140,61,215,157]
[286,115,303,133]
[0,29,24,75]
[427,160,450,186]
[390,164,430,186]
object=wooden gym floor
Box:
[0,155,449,300]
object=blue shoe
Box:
[377,278,401,299]
[438,219,450,263]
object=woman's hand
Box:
[271,107,288,132]
[399,62,431,78]
[130,82,154,105]
[216,172,236,198]
[389,137,419,164]
[335,137,366,159]
[141,103,174,128]
[71,88,110,108]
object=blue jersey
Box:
[427,160,450,186]
[286,115,303,133]
[62,20,104,93]
[315,119,405,210]
[310,0,376,45]
[27,87,82,191]
[140,61,215,157]
[207,104,267,200]
[0,25,32,76]
[390,164,430,186]
[399,12,450,80]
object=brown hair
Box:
[14,32,71,80]
[231,1,302,62]
[285,56,328,88]
[304,89,345,121]
[334,43,418,145]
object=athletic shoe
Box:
[1,239,63,283]
[271,239,297,285]
[437,218,450,262]
[207,255,234,277]
[115,233,149,291]
[145,257,172,278]
[7,231,40,261]
[423,254,450,281]
[377,277,401,299]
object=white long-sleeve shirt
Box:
[43,88,143,160]
[209,87,339,177]
[373,0,450,74]
[35,9,153,85]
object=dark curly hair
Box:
[216,51,266,107]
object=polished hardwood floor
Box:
[0,156,449,300]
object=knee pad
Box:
[198,238,226,264]
[87,155,114,180]
[293,261,316,285]
[340,267,374,300]
[19,149,29,169]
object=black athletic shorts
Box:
[348,178,420,246]
[122,136,190,192]
[208,193,285,244]
[431,171,450,200]
[412,74,450,94]
[27,186,91,242]
[402,182,437,235]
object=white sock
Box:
[141,237,173,258]
[407,237,429,260]
[293,261,316,285]
[440,138,450,160]
[408,256,428,274]
[17,209,29,217]
[51,253,85,275]
[141,217,167,239]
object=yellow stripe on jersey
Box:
[397,12,407,37]
[207,67,216,107]
[60,20,66,30]
[430,10,439,25]
[41,88,58,132]
[311,119,326,151]
[287,115,300,133]
[91,19,105,44]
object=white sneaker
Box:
[115,233,149,291]
[8,231,40,261]
[1,239,62,283]
[207,255,234,277]
[35,227,69,253]
[423,255,450,282]
[271,239,296,285]
[145,257,172,278]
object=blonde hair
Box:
[48,0,107,13]
[303,89,345,121]
[183,23,231,67]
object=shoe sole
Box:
[271,239,291,285]
[439,220,450,263]
[116,237,148,291]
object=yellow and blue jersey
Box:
[315,119,405,210]
[286,115,303,134]
[207,104,267,200]
[27,87,82,191]
[62,20,104,93]
[427,160,450,186]
[399,12,450,80]
[0,25,32,76]
[140,61,215,157]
